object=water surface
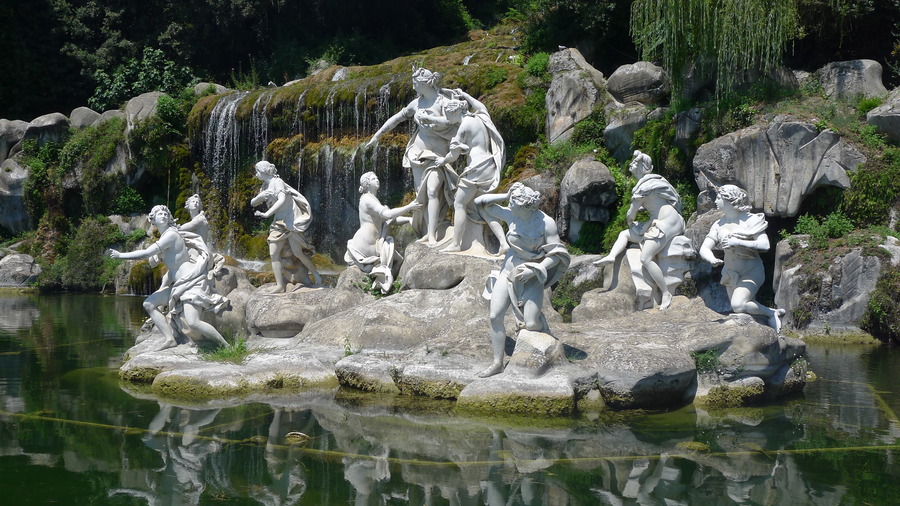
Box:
[1,294,899,505]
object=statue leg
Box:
[144,288,177,350]
[521,281,550,334]
[288,234,322,285]
[182,304,229,347]
[730,283,784,332]
[480,286,512,378]
[640,238,673,310]
[595,229,638,265]
[444,185,477,252]
[424,171,443,245]
[269,241,287,292]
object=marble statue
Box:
[181,193,225,273]
[699,184,786,331]
[345,171,422,293]
[366,66,459,245]
[109,204,231,351]
[475,183,571,378]
[251,160,322,292]
[431,90,509,254]
[594,150,688,310]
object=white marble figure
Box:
[699,184,786,331]
[366,66,459,245]
[344,172,422,293]
[594,150,686,310]
[476,183,571,378]
[109,205,230,351]
[431,91,509,254]
[181,193,225,273]
[251,160,322,292]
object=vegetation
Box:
[36,216,124,292]
[201,338,252,363]
[859,265,900,343]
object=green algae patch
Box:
[800,332,881,345]
[697,382,766,409]
[676,441,711,452]
[393,375,466,400]
[119,366,164,384]
[153,375,252,401]
[457,393,574,416]
[335,368,400,395]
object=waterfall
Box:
[249,90,275,160]
[203,91,249,196]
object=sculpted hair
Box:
[718,184,752,212]
[412,65,439,88]
[255,160,278,176]
[443,99,468,115]
[509,183,542,210]
[185,194,201,209]
[631,150,653,173]
[359,171,378,194]
[149,205,176,227]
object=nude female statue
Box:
[109,205,230,351]
[475,183,570,378]
[699,184,786,331]
[594,150,685,310]
[345,171,422,293]
[366,66,458,244]
[251,160,322,292]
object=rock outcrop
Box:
[23,112,69,147]
[545,48,609,144]
[867,87,900,144]
[606,61,670,106]
[69,106,101,130]
[558,157,617,242]
[0,253,41,287]
[815,59,888,100]
[0,119,27,162]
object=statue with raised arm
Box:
[181,193,225,274]
[432,91,509,255]
[109,205,230,351]
[594,150,688,310]
[699,184,786,331]
[366,66,458,245]
[250,160,322,292]
[475,183,571,378]
[345,171,422,293]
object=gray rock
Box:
[603,106,668,162]
[194,82,228,95]
[457,371,576,415]
[815,59,888,100]
[0,253,41,286]
[125,91,164,134]
[23,112,69,147]
[693,117,866,217]
[507,329,565,377]
[245,285,335,338]
[674,107,703,154]
[606,61,670,106]
[97,109,125,125]
[108,213,150,235]
[558,156,617,242]
[545,48,608,144]
[0,157,31,234]
[867,87,900,144]
[334,354,401,394]
[69,106,100,129]
[0,119,27,161]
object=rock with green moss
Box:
[457,372,575,416]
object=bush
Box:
[840,147,900,227]
[793,212,855,248]
[114,186,146,215]
[860,265,900,343]
[89,47,195,111]
[38,217,123,292]
[525,52,550,77]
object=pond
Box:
[1,293,899,505]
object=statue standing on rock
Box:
[109,205,231,351]
[345,171,422,293]
[699,184,786,331]
[475,183,571,378]
[595,150,690,310]
[251,160,322,292]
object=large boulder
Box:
[815,59,888,100]
[23,112,69,147]
[97,109,125,125]
[0,157,31,234]
[0,119,27,162]
[693,116,866,217]
[245,285,336,338]
[125,91,164,134]
[0,253,41,286]
[606,61,670,106]
[545,48,609,144]
[773,235,900,333]
[867,87,900,144]
[194,82,229,95]
[69,106,101,129]
[558,157,617,242]
[603,106,668,162]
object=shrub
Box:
[114,186,146,215]
[525,52,550,77]
[859,265,900,343]
[39,217,123,292]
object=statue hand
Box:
[709,257,724,267]
[254,210,266,218]
[513,265,535,282]
[366,135,379,148]
[108,249,121,259]
[721,236,742,249]
[408,201,424,212]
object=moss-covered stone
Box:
[119,366,163,384]
[698,382,766,409]
[456,393,574,416]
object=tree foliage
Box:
[630,0,800,99]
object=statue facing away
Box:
[251,160,322,292]
[367,66,458,245]
[109,204,230,351]
[699,184,786,331]
[345,171,422,293]
[181,193,225,273]
[594,150,687,310]
[475,183,571,378]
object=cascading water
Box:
[203,92,249,195]
[249,89,276,160]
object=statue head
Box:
[149,204,176,228]
[255,160,278,178]
[717,184,752,212]
[509,183,541,211]
[411,65,439,89]
[359,171,379,194]
[443,99,468,121]
[629,150,653,177]
[184,193,202,211]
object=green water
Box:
[1,294,899,505]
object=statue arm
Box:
[250,189,270,207]
[380,200,422,220]
[179,214,202,232]
[367,103,414,146]
[699,235,723,266]
[109,232,172,260]
[255,192,287,218]
[453,88,488,115]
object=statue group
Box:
[111,66,785,375]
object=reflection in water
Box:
[1,294,900,504]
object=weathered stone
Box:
[392,359,475,399]
[674,108,702,154]
[693,117,866,217]
[0,119,27,161]
[399,241,499,290]
[245,286,335,338]
[606,61,670,106]
[125,91,164,134]
[194,82,229,95]
[69,106,101,129]
[335,354,401,394]
[23,112,69,147]
[545,48,608,144]
[603,106,668,162]
[507,329,565,377]
[558,156,617,242]
[97,109,125,125]
[0,157,31,234]
[815,59,888,100]
[0,253,41,286]
[867,87,900,144]
[457,372,575,415]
